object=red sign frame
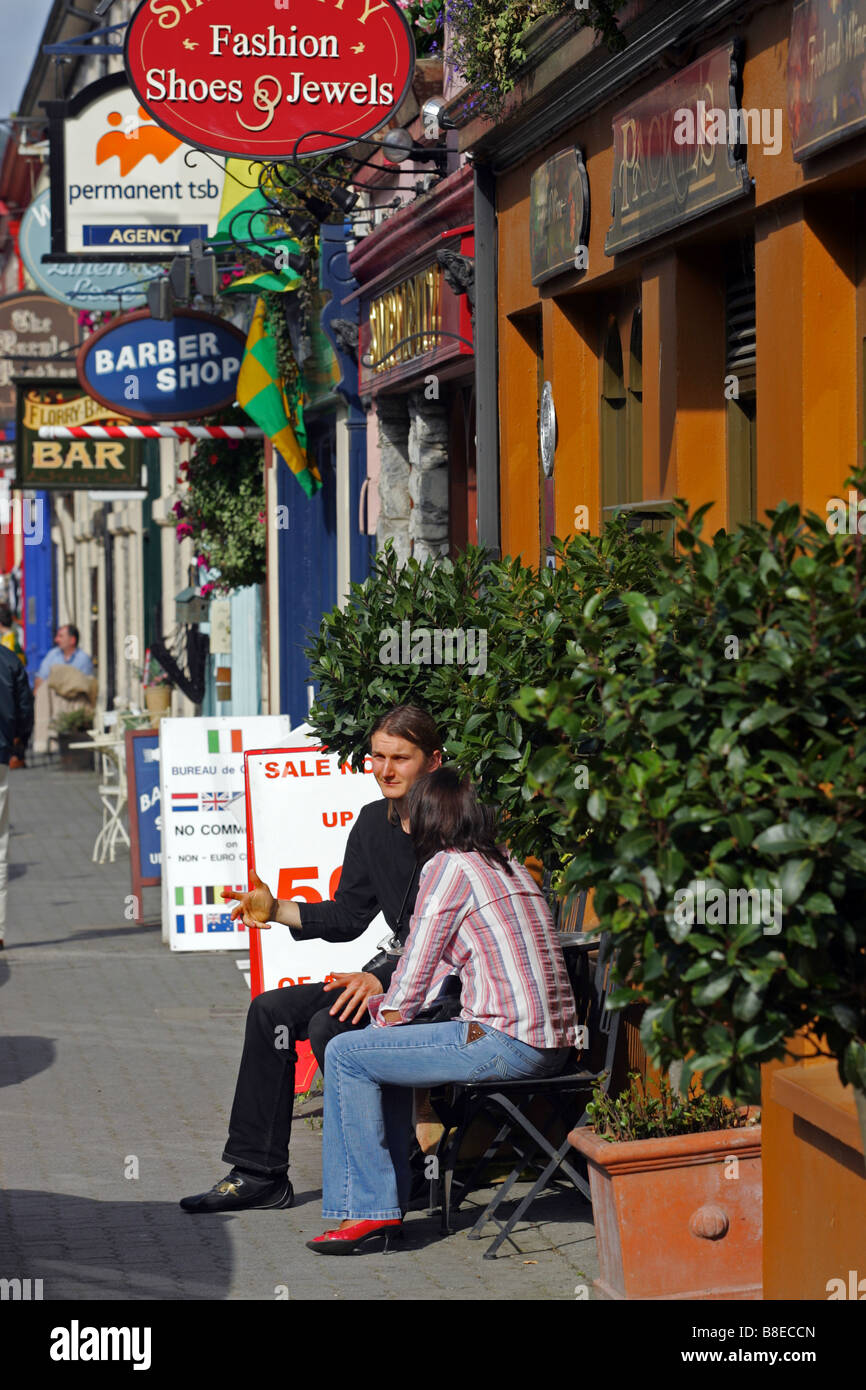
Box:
[124,0,416,160]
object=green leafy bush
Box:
[305,518,661,863]
[518,494,866,1104]
[586,1071,756,1143]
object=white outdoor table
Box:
[69,734,131,864]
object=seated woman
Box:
[308,766,579,1255]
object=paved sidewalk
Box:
[0,764,598,1301]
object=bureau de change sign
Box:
[77,309,245,421]
[45,71,225,261]
[124,0,415,158]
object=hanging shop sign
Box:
[123,0,415,160]
[368,265,443,374]
[788,0,866,160]
[45,71,225,263]
[77,309,246,421]
[159,714,293,953]
[20,189,161,312]
[15,380,143,490]
[356,227,475,393]
[605,42,751,257]
[0,293,80,422]
[530,148,591,287]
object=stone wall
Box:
[376,389,449,564]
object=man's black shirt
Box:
[296,797,419,948]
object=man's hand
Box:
[322,971,383,1024]
[223,872,277,930]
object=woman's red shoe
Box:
[306,1219,402,1255]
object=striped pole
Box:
[37,425,265,441]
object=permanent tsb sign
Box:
[77,309,245,421]
[124,0,415,159]
[45,71,225,261]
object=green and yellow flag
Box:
[217,159,303,295]
[238,299,321,498]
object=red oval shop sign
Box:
[124,0,416,160]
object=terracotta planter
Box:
[144,686,171,719]
[569,1120,762,1300]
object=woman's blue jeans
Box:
[322,1019,571,1221]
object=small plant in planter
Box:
[570,1072,762,1300]
[140,650,173,719]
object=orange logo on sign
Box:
[96,107,183,176]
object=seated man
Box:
[179,705,443,1214]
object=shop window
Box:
[726,243,757,528]
[627,308,643,505]
[601,319,627,516]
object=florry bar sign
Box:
[16,381,142,490]
[125,0,416,159]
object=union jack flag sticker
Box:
[202,791,231,812]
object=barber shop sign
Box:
[124,0,415,158]
[77,309,245,421]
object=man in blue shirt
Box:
[34,625,94,692]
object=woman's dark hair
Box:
[0,605,12,630]
[407,766,513,874]
[369,704,442,760]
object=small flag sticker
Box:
[171,792,199,813]
[174,885,246,934]
[207,729,243,755]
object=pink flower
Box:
[257,511,266,524]
[176,522,193,540]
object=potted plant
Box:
[51,707,94,771]
[141,650,173,720]
[569,1071,761,1300]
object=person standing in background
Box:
[0,644,34,946]
[0,605,25,666]
[0,606,28,768]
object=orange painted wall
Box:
[496,0,866,563]
[493,0,866,1287]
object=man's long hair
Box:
[407,766,513,874]
[370,706,443,824]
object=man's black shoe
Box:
[179,1170,294,1214]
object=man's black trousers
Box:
[222,983,367,1176]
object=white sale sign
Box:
[160,714,292,951]
[245,739,387,998]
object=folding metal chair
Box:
[430,930,619,1259]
